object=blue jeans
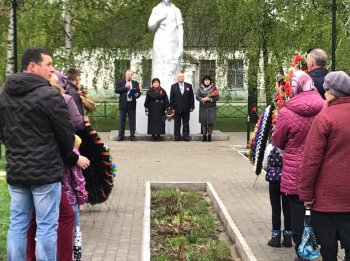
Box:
[71,204,80,227]
[7,182,61,261]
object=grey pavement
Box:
[80,132,295,261]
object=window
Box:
[227,59,244,89]
[199,60,216,83]
[114,59,130,81]
[142,58,152,89]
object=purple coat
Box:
[62,148,88,205]
[272,91,324,195]
[63,94,84,131]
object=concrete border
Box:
[142,181,257,261]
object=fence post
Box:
[246,115,250,149]
[104,101,107,119]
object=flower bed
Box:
[151,188,238,260]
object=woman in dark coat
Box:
[144,78,170,141]
[196,75,220,142]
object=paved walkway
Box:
[80,132,296,261]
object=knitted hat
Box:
[323,71,350,97]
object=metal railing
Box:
[89,100,267,120]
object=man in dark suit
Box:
[115,70,141,141]
[170,72,195,141]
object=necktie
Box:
[180,83,184,94]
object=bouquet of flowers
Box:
[208,88,219,98]
[79,89,96,113]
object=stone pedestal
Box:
[136,96,201,135]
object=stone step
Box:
[109,130,229,141]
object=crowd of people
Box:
[0,46,220,260]
[4,45,350,261]
[115,71,220,142]
[251,48,350,261]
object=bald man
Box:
[115,70,141,141]
[170,72,194,141]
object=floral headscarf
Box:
[291,70,314,95]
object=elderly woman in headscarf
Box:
[272,70,325,260]
[299,71,350,261]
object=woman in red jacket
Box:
[272,70,324,260]
[300,71,350,261]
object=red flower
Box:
[277,100,284,108]
[293,54,303,63]
[285,87,292,97]
[79,90,88,96]
[251,106,257,112]
[208,90,219,98]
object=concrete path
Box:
[80,132,296,261]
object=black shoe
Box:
[267,234,281,248]
[156,135,161,141]
[152,135,156,141]
[130,135,136,141]
[282,230,292,247]
[117,136,124,141]
[202,135,207,142]
[174,136,181,141]
[183,137,190,142]
[208,135,212,142]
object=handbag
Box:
[297,208,321,260]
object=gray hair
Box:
[308,48,328,67]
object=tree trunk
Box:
[247,47,260,125]
[64,7,73,65]
[6,8,14,76]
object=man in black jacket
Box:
[0,48,89,261]
[307,48,329,100]
[66,67,84,116]
[170,72,195,141]
[115,70,141,141]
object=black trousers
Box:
[312,211,350,261]
[119,104,136,137]
[269,182,291,231]
[174,112,190,138]
[288,195,305,254]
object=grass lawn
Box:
[0,145,5,171]
[0,177,9,261]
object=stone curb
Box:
[142,181,257,261]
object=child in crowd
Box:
[62,135,88,261]
[263,139,292,248]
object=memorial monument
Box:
[136,0,200,135]
[148,0,183,95]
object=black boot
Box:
[282,230,292,247]
[208,135,211,142]
[152,135,156,141]
[267,230,281,248]
[202,135,207,142]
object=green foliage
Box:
[1,0,349,97]
[0,177,10,261]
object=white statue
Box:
[148,0,184,95]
